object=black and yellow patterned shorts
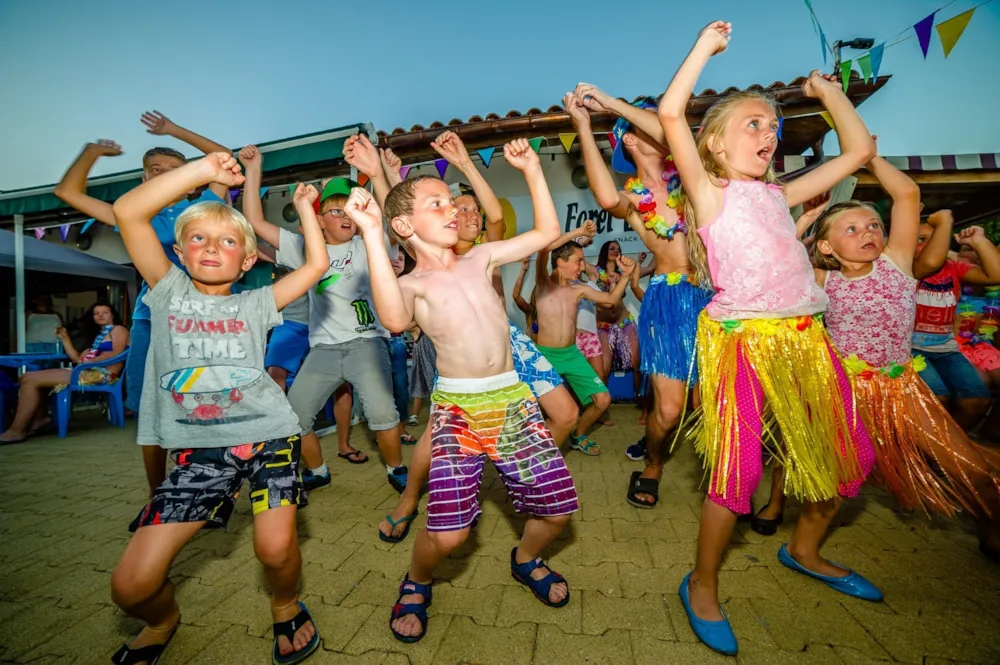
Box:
[129,435,306,531]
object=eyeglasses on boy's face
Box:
[319,208,346,219]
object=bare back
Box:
[400,247,512,378]
[535,277,585,348]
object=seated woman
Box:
[0,302,129,443]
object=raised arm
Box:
[512,258,533,316]
[630,259,645,301]
[431,131,505,242]
[913,210,953,279]
[574,83,668,146]
[638,251,656,277]
[783,74,876,208]
[794,192,831,240]
[113,154,244,287]
[874,149,921,270]
[548,220,597,251]
[485,140,560,267]
[53,141,124,227]
[237,146,282,249]
[956,228,1000,286]
[141,111,232,200]
[565,92,631,220]
[271,184,329,310]
[580,256,635,305]
[344,134,392,208]
[346,188,413,332]
[380,147,403,188]
[658,22,731,218]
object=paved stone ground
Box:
[1,404,1000,664]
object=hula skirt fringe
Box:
[637,274,712,382]
[846,355,1000,519]
[694,312,872,507]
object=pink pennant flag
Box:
[435,159,449,178]
[34,228,45,240]
[913,12,937,58]
[399,165,411,180]
[59,224,70,243]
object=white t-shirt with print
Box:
[276,228,397,347]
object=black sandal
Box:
[750,504,784,536]
[110,621,179,665]
[337,449,368,464]
[626,470,659,508]
[271,602,320,664]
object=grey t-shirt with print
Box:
[137,265,302,448]
[276,227,397,347]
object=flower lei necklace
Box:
[624,156,686,239]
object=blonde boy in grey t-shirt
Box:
[109,153,329,665]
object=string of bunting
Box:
[806,0,992,94]
[398,136,549,180]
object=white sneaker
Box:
[407,415,419,426]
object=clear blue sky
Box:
[1,0,997,190]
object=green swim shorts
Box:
[535,343,608,406]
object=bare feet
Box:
[687,572,724,622]
[637,412,647,427]
[273,600,316,657]
[598,415,615,427]
[632,463,662,506]
[121,609,180,665]
[0,430,27,444]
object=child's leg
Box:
[628,323,642,406]
[345,339,404,469]
[380,426,431,539]
[267,366,290,392]
[142,447,169,498]
[632,375,686,505]
[254,506,315,656]
[392,527,471,638]
[287,348,345,471]
[516,514,572,603]
[537,385,578,447]
[111,522,204,650]
[410,397,424,420]
[756,462,786,520]
[333,384,361,458]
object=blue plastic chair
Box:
[53,349,129,438]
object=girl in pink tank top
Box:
[658,21,880,655]
[807,155,1000,559]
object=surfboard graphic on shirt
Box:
[315,252,354,294]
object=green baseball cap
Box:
[320,178,359,203]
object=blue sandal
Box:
[510,547,570,608]
[271,602,320,664]
[387,465,408,494]
[390,574,433,643]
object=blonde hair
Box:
[809,201,884,270]
[681,91,782,287]
[174,201,258,256]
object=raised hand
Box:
[503,138,539,172]
[697,20,731,56]
[802,70,839,99]
[927,209,954,228]
[380,147,402,176]
[430,131,472,168]
[521,257,531,270]
[638,251,648,264]
[618,255,636,275]
[802,191,831,217]
[562,92,591,128]
[238,145,262,170]
[86,139,123,157]
[292,183,319,209]
[55,326,70,342]
[573,83,613,114]
[344,187,383,233]
[201,153,245,187]
[140,110,177,136]
[343,134,382,178]
[580,220,597,237]
[955,225,987,246]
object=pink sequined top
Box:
[823,255,917,367]
[698,180,828,320]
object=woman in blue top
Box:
[0,302,129,443]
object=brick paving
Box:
[1,405,999,664]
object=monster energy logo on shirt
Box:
[352,299,376,331]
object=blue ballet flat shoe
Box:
[777,544,883,602]
[678,572,738,656]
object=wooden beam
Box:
[854,170,1000,185]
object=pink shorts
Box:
[575,331,602,359]
[959,339,1000,373]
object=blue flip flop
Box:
[778,544,883,601]
[678,572,738,656]
[271,602,320,664]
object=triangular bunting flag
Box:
[857,54,872,83]
[435,159,449,178]
[260,187,270,198]
[936,8,975,58]
[869,43,884,79]
[230,189,240,203]
[358,173,370,187]
[819,111,835,129]
[913,12,936,58]
[34,228,45,240]
[288,183,297,197]
[399,165,411,180]
[776,117,784,141]
[476,148,495,167]
[528,137,543,153]
[80,219,95,235]
[558,133,577,154]
[840,60,853,92]
[59,224,70,243]
[819,27,828,64]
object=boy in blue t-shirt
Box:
[53,111,232,495]
[109,152,329,664]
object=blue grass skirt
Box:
[637,274,712,382]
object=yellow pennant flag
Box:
[558,133,577,154]
[936,8,975,58]
[819,111,835,129]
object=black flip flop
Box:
[337,450,368,464]
[110,620,179,664]
[626,470,659,509]
[0,436,27,446]
[272,602,320,664]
